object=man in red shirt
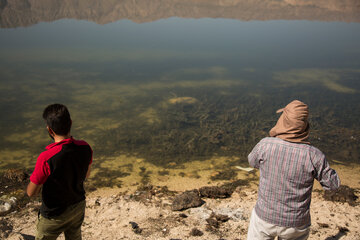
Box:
[27,104,92,240]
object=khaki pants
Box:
[247,208,310,240]
[36,200,86,240]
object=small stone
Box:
[206,218,219,228]
[0,202,11,215]
[129,221,139,229]
[172,190,204,211]
[199,186,233,199]
[129,221,142,234]
[318,223,329,228]
[190,228,203,236]
[8,197,17,206]
[215,214,230,222]
[162,228,170,235]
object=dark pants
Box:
[36,200,86,240]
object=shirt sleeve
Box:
[30,153,51,185]
[248,141,263,169]
[312,151,340,191]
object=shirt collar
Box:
[46,136,74,150]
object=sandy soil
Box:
[3,182,360,240]
[1,162,360,240]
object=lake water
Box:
[0,1,359,190]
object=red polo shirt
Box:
[30,137,92,218]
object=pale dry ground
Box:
[4,186,360,240]
[4,163,360,240]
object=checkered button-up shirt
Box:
[248,137,340,227]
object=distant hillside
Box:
[1,0,359,28]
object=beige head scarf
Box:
[269,100,310,144]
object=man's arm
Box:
[313,153,340,190]
[86,164,91,179]
[27,181,42,197]
[248,141,263,169]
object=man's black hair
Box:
[43,104,71,136]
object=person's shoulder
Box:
[37,150,48,160]
[72,138,90,147]
[72,138,92,154]
[307,144,325,157]
[252,137,276,149]
[38,145,61,160]
[259,137,279,144]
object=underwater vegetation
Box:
[92,86,360,170]
[0,63,359,189]
[94,93,271,167]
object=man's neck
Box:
[53,133,71,143]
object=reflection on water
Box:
[1,0,360,28]
[0,1,360,189]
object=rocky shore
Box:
[1,168,359,240]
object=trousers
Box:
[36,200,86,240]
[247,208,310,240]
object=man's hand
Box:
[27,181,42,197]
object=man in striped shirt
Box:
[247,100,340,240]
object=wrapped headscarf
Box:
[269,100,310,144]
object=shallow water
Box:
[0,1,359,189]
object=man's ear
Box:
[47,126,55,136]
